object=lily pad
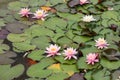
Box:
[47,72,69,80]
[27,50,44,61]
[100,58,120,70]
[93,69,110,80]
[27,58,56,78]
[0,64,24,80]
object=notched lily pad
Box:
[0,64,24,80]
[6,22,29,33]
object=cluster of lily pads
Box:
[0,0,120,80]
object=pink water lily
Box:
[45,44,61,57]
[95,38,109,49]
[79,0,89,5]
[63,47,77,60]
[86,53,99,65]
[19,8,31,17]
[33,9,48,21]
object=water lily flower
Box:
[82,15,96,22]
[45,44,61,57]
[80,0,89,5]
[95,38,109,49]
[86,53,99,65]
[19,8,31,17]
[63,47,77,60]
[33,9,48,21]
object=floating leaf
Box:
[29,0,46,7]
[93,69,110,80]
[7,33,30,42]
[8,1,28,11]
[0,43,10,54]
[0,64,24,80]
[57,36,72,47]
[49,0,64,5]
[13,42,36,51]
[61,64,79,76]
[29,25,54,37]
[27,58,56,78]
[101,11,119,21]
[57,12,83,22]
[31,36,50,50]
[47,72,69,80]
[43,17,67,30]
[73,36,91,43]
[27,50,44,61]
[100,58,120,70]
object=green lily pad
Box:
[57,12,83,22]
[101,11,119,21]
[57,36,72,47]
[47,72,69,80]
[13,42,36,51]
[100,58,120,70]
[31,36,50,50]
[7,33,30,42]
[8,1,28,11]
[29,25,54,37]
[49,0,64,5]
[0,43,10,54]
[27,58,56,78]
[27,50,44,61]
[93,69,110,80]
[43,17,67,30]
[0,64,24,80]
[73,36,91,43]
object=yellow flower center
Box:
[37,12,42,15]
[51,48,56,51]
